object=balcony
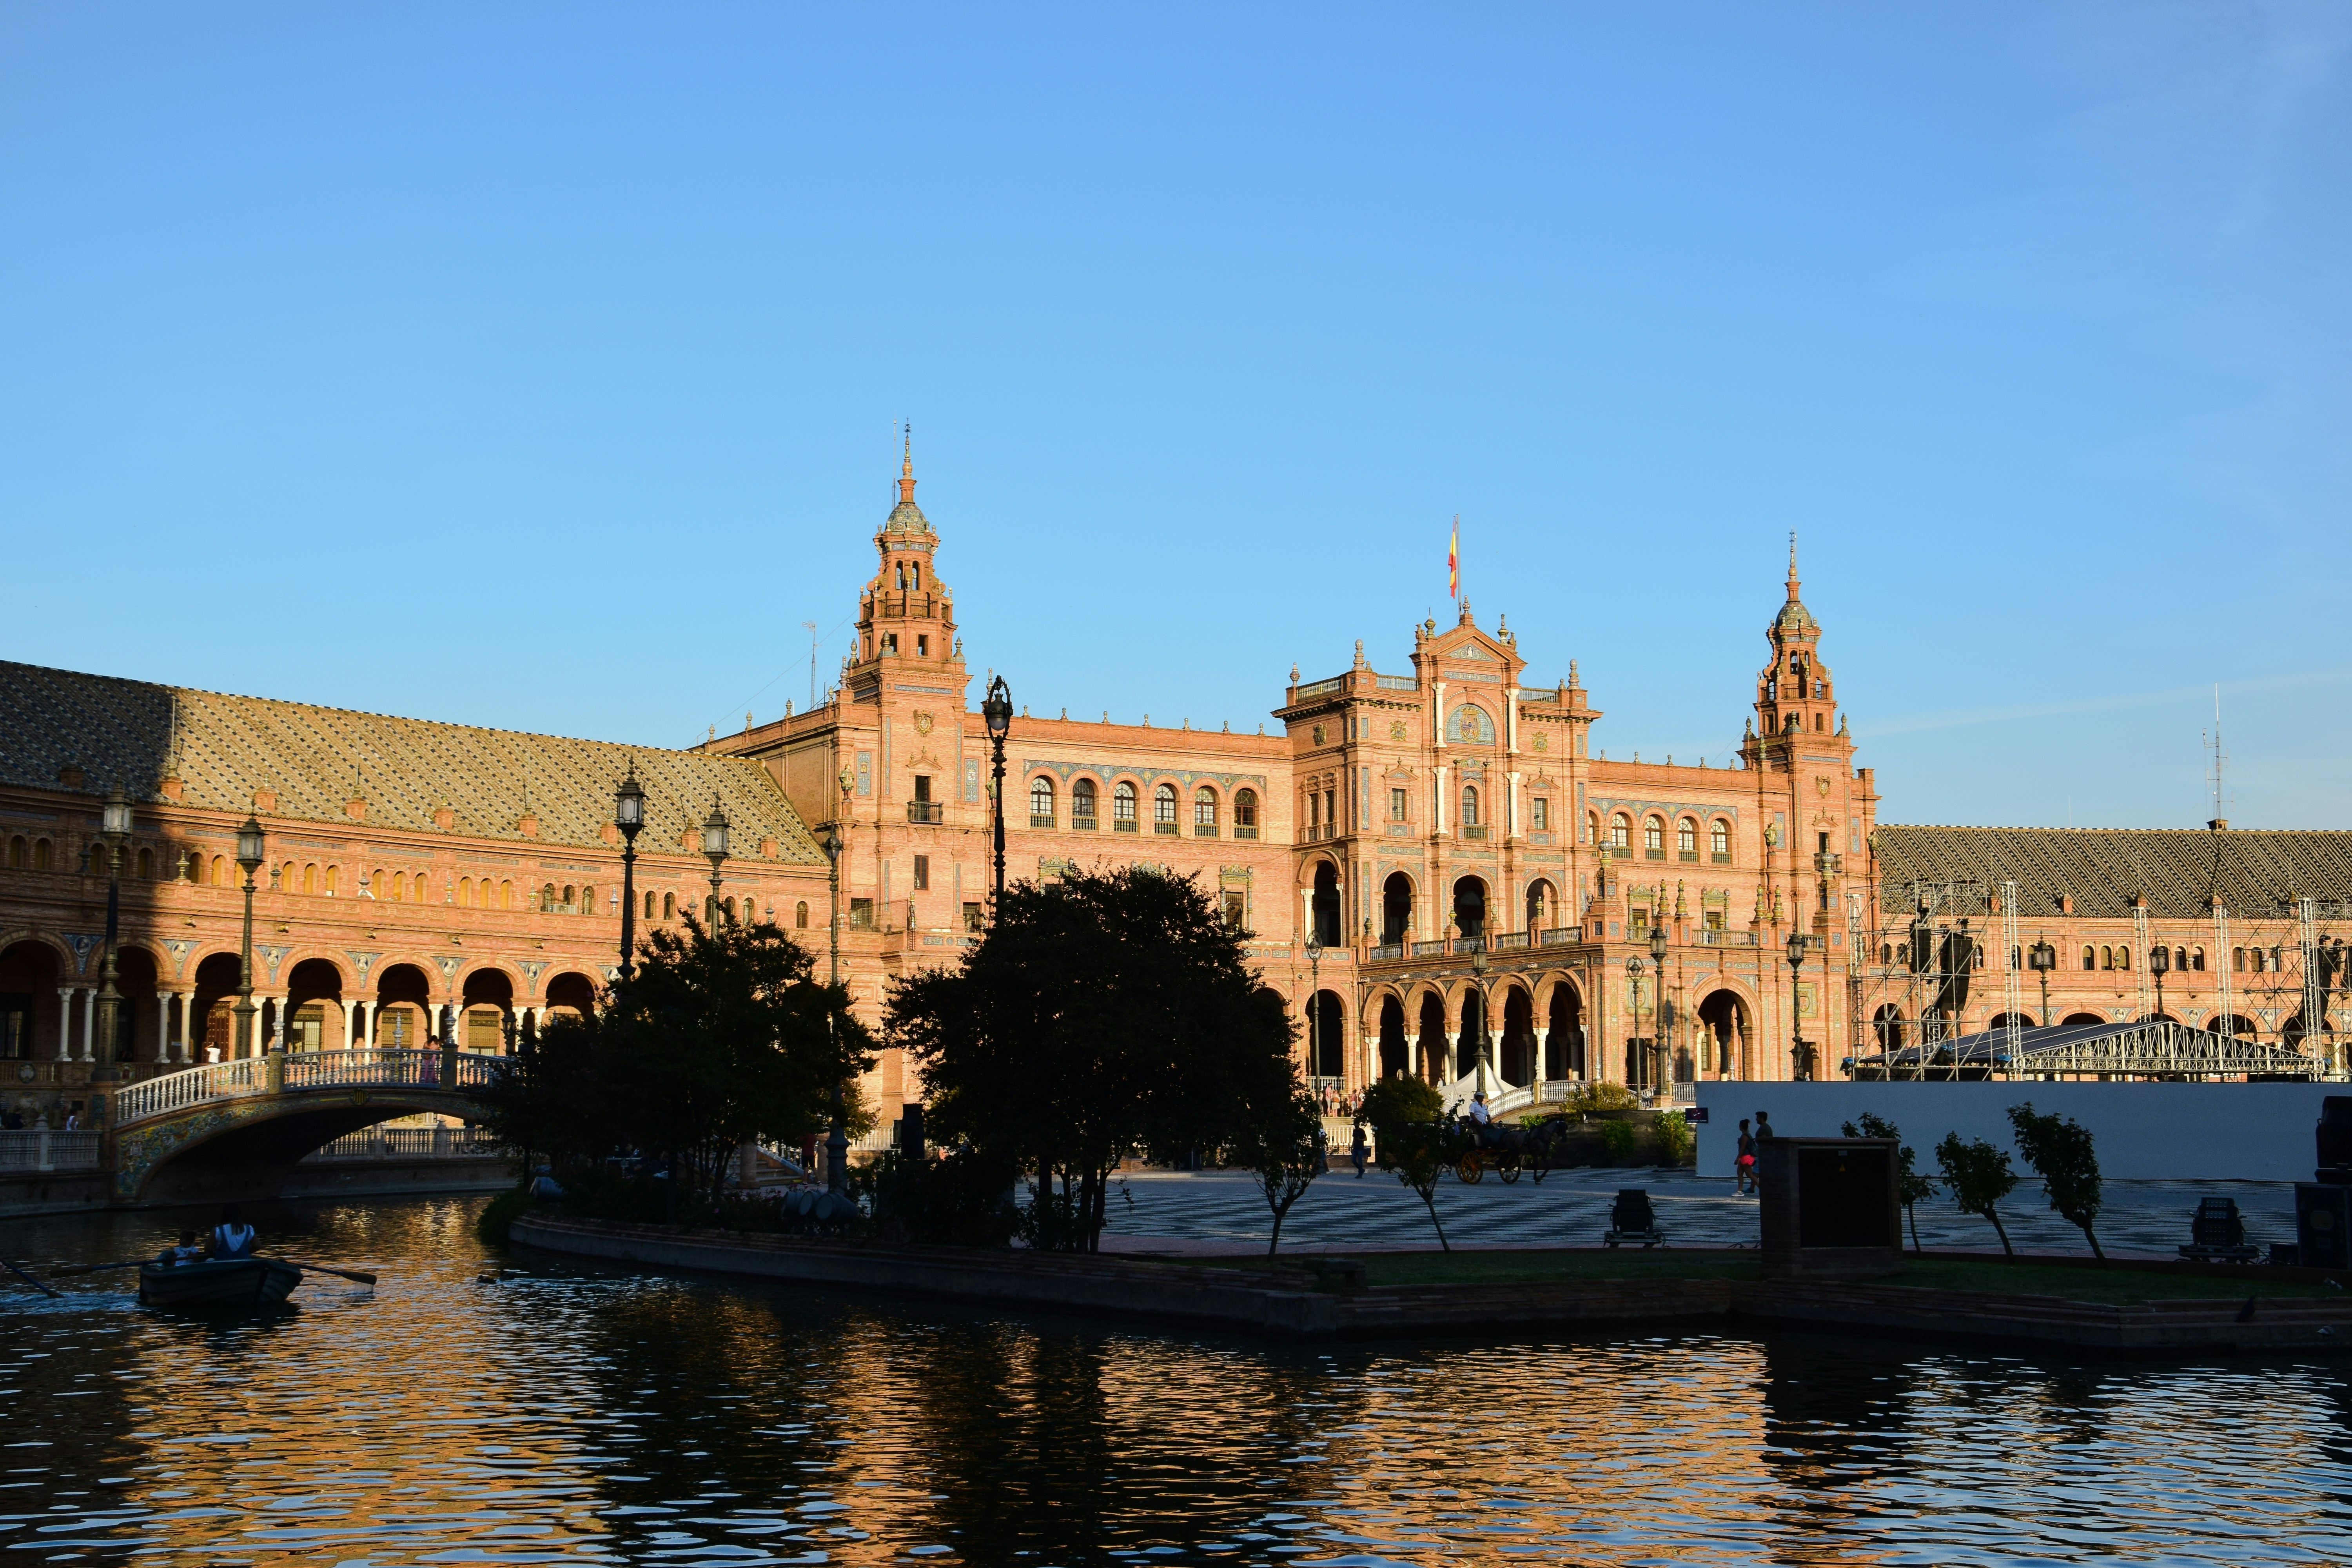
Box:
[1071,815,1097,832]
[1461,825,1489,841]
[1539,926,1581,946]
[1233,824,1258,840]
[1194,823,1218,837]
[1029,814,1056,829]
[1679,849,1698,862]
[1712,851,1732,865]
[1410,939,1447,957]
[1492,931,1529,951]
[1698,927,1758,947]
[1645,847,1665,860]
[1302,822,1337,843]
[1114,818,1138,833]
[1370,942,1405,960]
[1154,820,1180,835]
[907,802,944,824]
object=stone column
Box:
[79,987,96,1062]
[154,992,172,1063]
[340,998,358,1050]
[55,987,76,1062]
[356,998,374,1050]
[1435,764,1449,836]
[1533,1025,1550,1087]
[1443,1030,1459,1084]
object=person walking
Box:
[1350,1121,1369,1178]
[1734,1118,1758,1196]
[1754,1110,1775,1143]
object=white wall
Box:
[1693,1081,2344,1182]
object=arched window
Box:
[459,877,473,906]
[1882,943,1895,964]
[1610,813,1630,850]
[1234,789,1258,827]
[2116,946,2130,971]
[499,880,512,910]
[795,900,809,929]
[542,883,558,912]
[2082,945,2096,971]
[1677,819,1697,855]
[1194,788,1218,828]
[282,861,297,891]
[663,891,675,919]
[2098,946,2112,971]
[1584,812,1599,845]
[33,838,52,872]
[1643,817,1664,853]
[2190,946,2205,971]
[582,885,596,914]
[723,897,736,922]
[5,836,21,868]
[1710,820,1730,857]
[1154,783,1178,824]
[323,864,337,896]
[135,847,153,879]
[562,884,576,909]
[1029,777,1055,821]
[1461,786,1479,827]
[1526,880,1551,929]
[1072,778,1098,821]
[1113,781,1138,823]
[644,891,656,918]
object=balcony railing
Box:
[1233,824,1258,839]
[1154,820,1180,835]
[1114,818,1138,833]
[1071,815,1097,831]
[1370,942,1405,960]
[1492,931,1530,950]
[907,802,944,824]
[1302,822,1337,842]
[1194,823,1218,837]
[1698,928,1759,947]
[1539,926,1581,946]
[1029,814,1056,829]
[1461,825,1489,841]
[1411,940,1448,957]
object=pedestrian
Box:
[1313,1123,1330,1174]
[1734,1118,1758,1196]
[1754,1110,1774,1142]
[1350,1121,1368,1178]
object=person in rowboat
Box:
[208,1205,258,1259]
[154,1230,203,1267]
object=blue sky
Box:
[3,4,2346,828]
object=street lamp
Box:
[93,785,131,1071]
[701,795,731,924]
[1304,931,1324,1090]
[2028,936,2057,1030]
[613,767,646,982]
[1650,917,1671,1090]
[2148,939,2169,1021]
[1625,953,1648,1095]
[822,821,847,1197]
[1786,929,1811,1080]
[982,674,1013,901]
[234,814,266,1060]
[1468,942,1491,1093]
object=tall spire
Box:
[1786,529,1800,602]
[898,422,916,506]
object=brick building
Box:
[3,450,2345,1127]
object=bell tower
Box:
[1747,534,1841,759]
[849,430,959,690]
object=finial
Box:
[898,423,916,506]
[1786,530,1800,601]
[1569,659,1579,686]
[1290,663,1300,684]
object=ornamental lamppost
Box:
[2149,939,2170,1021]
[1786,929,1812,1080]
[92,785,132,1070]
[233,815,266,1060]
[1624,953,1648,1095]
[1650,917,1671,1090]
[701,795,731,924]
[614,767,646,982]
[1304,931,1325,1088]
[1468,942,1493,1094]
[822,817,848,1196]
[982,674,1013,901]
[2028,936,2057,1029]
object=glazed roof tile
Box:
[0,660,819,863]
[1873,824,2352,920]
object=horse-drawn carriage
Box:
[1450,1112,1576,1184]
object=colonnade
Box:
[40,986,548,1065]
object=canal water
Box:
[2,1195,2348,1565]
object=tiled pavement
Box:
[1096,1165,2305,1259]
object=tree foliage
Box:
[1934,1131,2019,1256]
[1358,1074,1465,1251]
[1224,1057,1324,1256]
[471,914,874,1215]
[2007,1101,2105,1260]
[1842,1112,1938,1252]
[888,867,1295,1253]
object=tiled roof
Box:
[1873,825,2352,920]
[0,660,820,863]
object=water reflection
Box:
[1,1195,2349,1563]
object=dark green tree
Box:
[474,913,873,1215]
[888,866,1295,1253]
[1841,1111,1939,1252]
[1934,1131,2020,1256]
[2007,1101,2105,1260]
[1357,1074,1466,1251]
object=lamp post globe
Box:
[1785,930,1811,1080]
[981,675,1012,901]
[233,814,266,1060]
[2149,939,2169,1020]
[2028,937,2057,1029]
[701,795,731,923]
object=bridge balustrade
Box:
[114,1049,501,1127]
[0,1129,101,1172]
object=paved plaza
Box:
[1096,1165,2304,1259]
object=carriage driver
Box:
[1467,1092,1492,1127]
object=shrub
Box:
[1566,1082,1639,1118]
[1654,1111,1694,1166]
[475,1184,532,1246]
[1599,1119,1638,1165]
[860,1146,1022,1248]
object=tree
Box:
[1934,1132,2019,1256]
[2007,1101,2105,1260]
[1358,1074,1466,1251]
[1842,1111,1938,1253]
[474,913,874,1216]
[889,866,1294,1253]
[1223,1056,1324,1256]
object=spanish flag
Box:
[1448,515,1459,599]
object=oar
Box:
[1,1255,60,1298]
[51,1259,151,1277]
[283,1260,377,1286]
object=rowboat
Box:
[138,1258,305,1308]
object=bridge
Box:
[105,1048,503,1205]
